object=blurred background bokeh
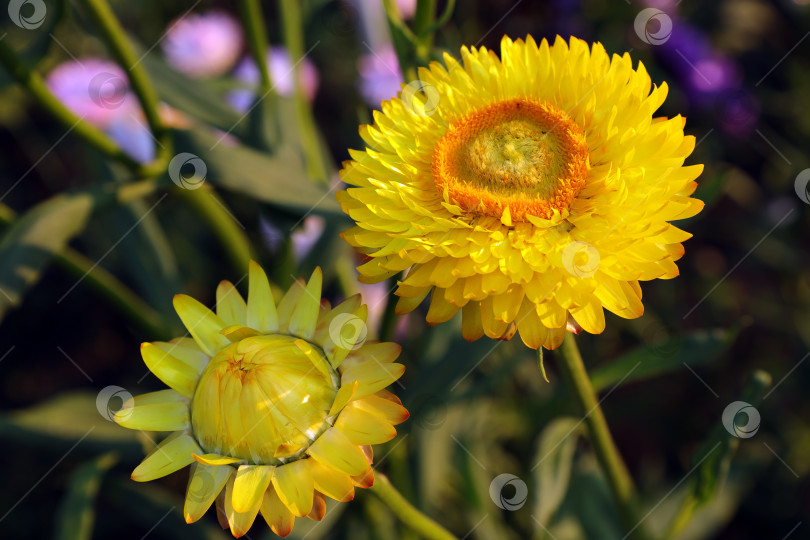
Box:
[1,0,808,539]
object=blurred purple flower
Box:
[162,11,243,78]
[357,44,403,108]
[291,215,325,262]
[46,58,137,127]
[228,48,319,113]
[106,115,156,163]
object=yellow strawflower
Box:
[115,262,408,537]
[338,35,704,349]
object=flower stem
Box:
[556,333,646,539]
[370,473,458,540]
[173,186,253,273]
[237,0,274,93]
[75,0,165,142]
[278,0,331,184]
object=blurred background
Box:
[0,0,808,538]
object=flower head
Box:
[115,263,407,537]
[338,36,704,349]
[162,11,243,78]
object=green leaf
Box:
[0,181,158,323]
[589,329,737,393]
[171,128,341,215]
[54,452,118,540]
[0,190,95,321]
[532,417,583,533]
[0,391,143,457]
[137,48,250,140]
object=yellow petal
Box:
[221,324,261,342]
[246,260,279,333]
[310,458,354,502]
[173,294,230,356]
[569,297,606,334]
[328,381,358,417]
[184,463,233,523]
[120,388,186,409]
[351,391,410,425]
[132,432,201,482]
[155,339,209,373]
[426,290,460,325]
[193,454,244,466]
[293,339,336,385]
[232,465,274,514]
[461,302,485,341]
[271,460,315,517]
[276,279,304,330]
[340,362,405,399]
[395,287,431,315]
[260,485,295,537]
[224,473,262,538]
[335,404,397,445]
[308,492,326,521]
[307,428,370,476]
[288,267,322,339]
[115,401,189,431]
[216,280,247,326]
[327,305,369,369]
[140,342,200,398]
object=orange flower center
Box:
[432,98,590,222]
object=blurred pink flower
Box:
[228,48,319,112]
[47,58,155,163]
[46,58,137,127]
[396,0,417,19]
[357,44,403,108]
[162,11,243,78]
[291,215,325,262]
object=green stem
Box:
[0,198,170,339]
[237,0,273,92]
[556,334,646,539]
[174,186,253,273]
[382,0,418,81]
[278,0,331,183]
[412,0,437,67]
[369,473,458,540]
[75,0,166,144]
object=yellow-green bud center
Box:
[191,334,339,465]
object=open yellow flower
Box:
[338,35,704,349]
[114,262,408,537]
